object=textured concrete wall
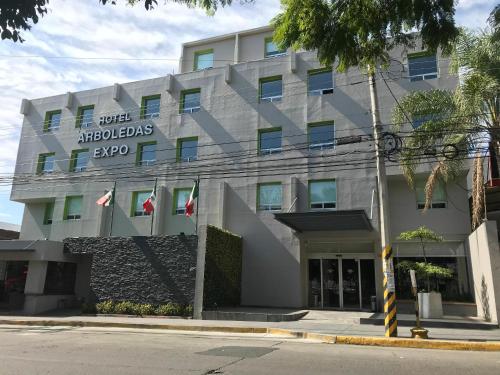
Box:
[64,235,198,305]
[468,222,500,323]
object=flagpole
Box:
[108,180,117,237]
[150,178,158,236]
[195,176,200,235]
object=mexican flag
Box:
[142,187,156,214]
[185,180,199,217]
[96,189,114,206]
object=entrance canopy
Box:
[274,210,373,233]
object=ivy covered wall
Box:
[203,225,243,308]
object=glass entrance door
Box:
[308,258,373,310]
[341,259,360,309]
[322,259,340,308]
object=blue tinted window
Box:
[409,54,438,81]
[259,130,282,154]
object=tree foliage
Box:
[272,0,459,73]
[398,226,443,243]
[0,0,49,42]
[392,19,499,219]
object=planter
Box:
[418,291,443,319]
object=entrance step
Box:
[360,313,499,330]
[202,308,309,322]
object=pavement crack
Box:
[270,341,283,347]
[203,357,244,375]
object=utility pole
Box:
[368,69,398,337]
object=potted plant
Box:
[396,226,454,319]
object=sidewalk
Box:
[1,310,500,344]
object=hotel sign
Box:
[77,112,154,159]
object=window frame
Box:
[37,153,56,175]
[140,94,161,119]
[131,190,152,217]
[408,51,438,82]
[264,37,286,58]
[43,201,55,225]
[194,49,214,71]
[308,121,335,151]
[258,127,282,155]
[75,105,94,128]
[136,141,157,166]
[180,89,201,114]
[308,68,334,96]
[63,195,83,221]
[176,137,198,163]
[308,179,337,210]
[257,182,283,212]
[43,110,62,133]
[173,188,192,215]
[69,149,89,172]
[259,76,283,103]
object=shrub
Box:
[183,304,193,317]
[137,304,155,316]
[114,301,138,315]
[96,300,115,314]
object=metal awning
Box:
[274,210,373,233]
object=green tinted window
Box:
[65,196,83,220]
[258,183,282,211]
[309,180,336,209]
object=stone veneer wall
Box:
[64,235,197,305]
[203,225,243,308]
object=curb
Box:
[1,320,499,351]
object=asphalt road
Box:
[0,326,499,375]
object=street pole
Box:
[150,178,158,236]
[195,176,200,235]
[108,180,117,237]
[368,69,398,337]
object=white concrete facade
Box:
[5,26,479,313]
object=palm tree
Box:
[392,19,500,229]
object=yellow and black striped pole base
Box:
[382,245,398,337]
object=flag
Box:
[185,180,199,217]
[96,189,114,206]
[142,187,156,214]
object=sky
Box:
[0,0,494,225]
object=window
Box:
[308,122,335,150]
[131,191,152,217]
[412,113,442,129]
[257,183,282,211]
[141,95,161,119]
[173,188,191,215]
[180,89,201,114]
[259,128,282,155]
[70,149,89,172]
[64,196,83,220]
[308,69,334,95]
[177,137,198,162]
[260,76,282,102]
[309,180,336,209]
[137,142,156,166]
[408,52,438,82]
[37,153,56,174]
[44,110,61,132]
[194,49,214,70]
[265,37,286,58]
[76,105,94,128]
[44,201,54,225]
[416,179,446,209]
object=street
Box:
[0,326,498,374]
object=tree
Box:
[396,226,451,292]
[392,21,500,229]
[0,0,237,43]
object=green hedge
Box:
[82,301,193,317]
[203,225,243,308]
